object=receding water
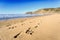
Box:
[0,14,42,20]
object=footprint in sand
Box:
[34,23,40,28]
[8,26,17,29]
[21,24,24,25]
[29,22,32,23]
[37,23,40,25]
[34,25,38,28]
[20,20,24,22]
[6,24,11,27]
[15,26,17,28]
[12,27,14,29]
[8,27,11,29]
[8,27,14,29]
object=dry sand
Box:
[0,14,60,40]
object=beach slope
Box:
[0,14,60,40]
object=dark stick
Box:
[14,32,21,38]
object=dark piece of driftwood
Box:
[14,32,21,38]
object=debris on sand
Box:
[14,32,22,38]
[25,28,34,35]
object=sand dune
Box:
[0,14,60,40]
[26,7,60,14]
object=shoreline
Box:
[0,13,53,21]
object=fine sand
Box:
[0,13,60,40]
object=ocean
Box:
[0,14,42,20]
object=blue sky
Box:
[0,0,60,14]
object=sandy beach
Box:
[0,13,60,40]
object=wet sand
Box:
[0,13,60,40]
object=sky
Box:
[0,0,60,14]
